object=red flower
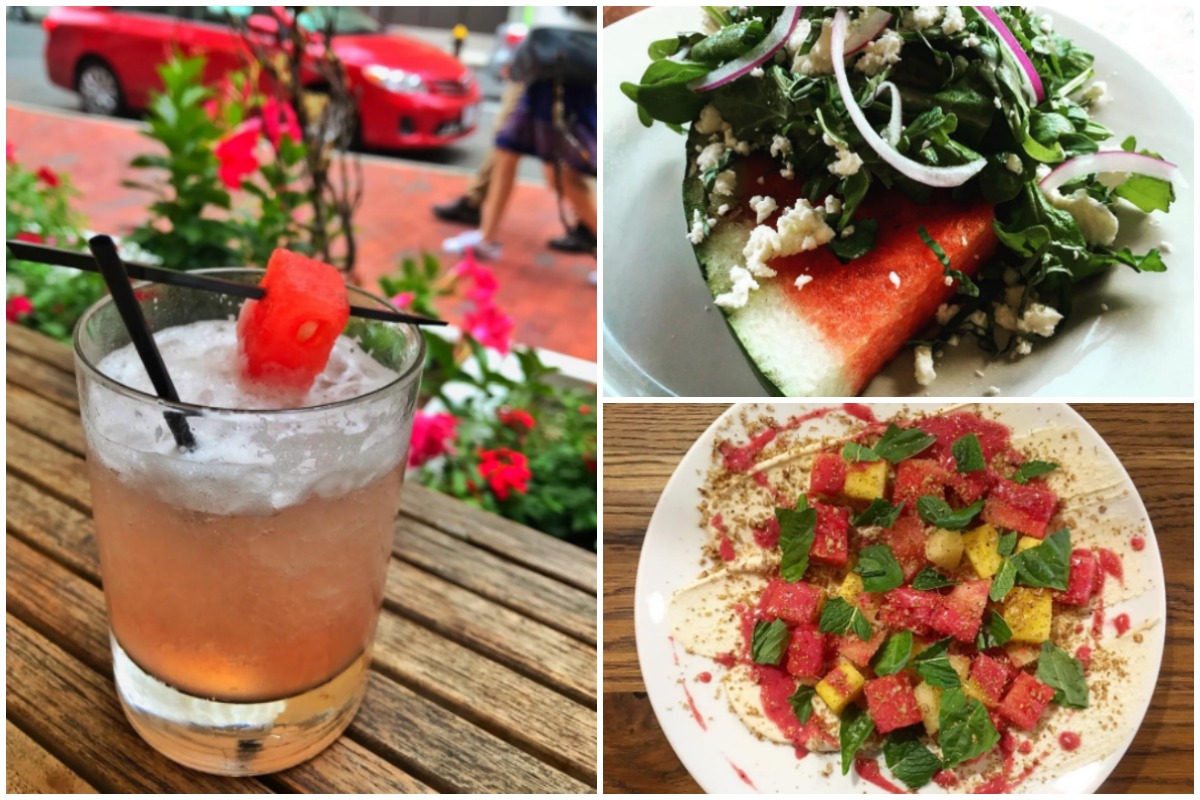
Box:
[463,302,514,354]
[453,249,499,301]
[261,97,302,149]
[477,447,532,500]
[6,142,15,163]
[408,410,458,468]
[497,407,535,431]
[579,404,592,415]
[14,231,43,244]
[35,166,60,187]
[215,119,262,189]
[6,295,34,322]
[582,453,596,472]
[390,291,415,309]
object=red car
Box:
[43,6,481,149]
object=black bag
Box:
[509,27,596,86]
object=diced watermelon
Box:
[810,452,846,498]
[1058,548,1100,606]
[970,653,1015,705]
[884,512,928,581]
[915,412,1012,462]
[837,626,886,668]
[982,479,1058,539]
[864,673,923,733]
[997,672,1055,730]
[237,249,350,392]
[810,502,850,567]
[946,468,995,506]
[878,587,938,637]
[929,579,991,642]
[892,459,949,505]
[759,579,824,626]
[786,626,828,680]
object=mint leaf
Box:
[840,704,876,775]
[1012,460,1058,485]
[853,544,904,593]
[912,567,959,590]
[916,496,984,531]
[750,619,789,666]
[1013,528,1071,591]
[912,637,961,689]
[989,558,1019,601]
[1036,641,1089,709]
[997,531,1018,557]
[789,684,816,724]
[951,433,986,473]
[843,441,882,463]
[873,424,937,463]
[819,597,872,642]
[776,496,816,582]
[938,688,1000,768]
[975,610,1013,650]
[872,630,914,676]
[883,729,942,790]
[852,498,905,528]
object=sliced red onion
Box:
[689,7,804,92]
[975,6,1045,105]
[830,9,985,188]
[844,8,893,55]
[874,81,902,146]
[1039,150,1181,194]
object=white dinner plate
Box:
[634,403,1166,793]
[602,8,1194,397]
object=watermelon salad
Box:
[668,406,1158,792]
[621,7,1179,396]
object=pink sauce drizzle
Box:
[752,518,781,549]
[1058,731,1081,751]
[711,513,727,534]
[726,757,757,790]
[696,671,713,684]
[1097,547,1124,586]
[681,681,707,731]
[1130,535,1145,552]
[720,429,777,472]
[718,535,736,562]
[855,757,906,794]
[1075,645,1092,672]
[842,403,877,423]
[933,770,958,789]
[1091,598,1106,638]
[1018,741,1033,755]
[1113,613,1131,637]
[668,635,680,666]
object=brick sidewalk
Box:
[5,104,596,361]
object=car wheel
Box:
[77,59,122,116]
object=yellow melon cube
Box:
[925,528,964,571]
[1003,641,1040,668]
[948,654,971,684]
[961,523,1002,579]
[815,661,866,715]
[1015,536,1041,554]
[1003,587,1052,643]
[964,678,999,709]
[914,681,941,735]
[844,460,888,501]
[837,573,864,606]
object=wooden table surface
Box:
[5,324,597,793]
[603,403,1194,794]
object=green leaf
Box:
[853,544,904,593]
[750,619,790,666]
[839,705,876,776]
[883,729,942,790]
[1012,528,1071,590]
[918,225,979,297]
[997,531,1019,557]
[1036,641,1089,708]
[873,424,937,463]
[872,631,914,676]
[851,498,905,528]
[938,688,1000,768]
[776,496,816,582]
[975,610,1013,650]
[828,218,879,261]
[912,567,958,591]
[1114,173,1175,214]
[842,441,881,463]
[989,557,1019,601]
[916,496,985,531]
[788,684,816,725]
[819,597,872,642]
[912,637,961,689]
[951,433,985,473]
[1011,460,1058,485]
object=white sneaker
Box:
[443,229,484,254]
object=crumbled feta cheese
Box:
[1081,81,1108,107]
[994,96,1003,109]
[1005,153,1023,174]
[974,368,986,378]
[941,5,966,34]
[947,335,960,346]
[743,198,836,278]
[841,225,856,238]
[749,195,778,224]
[792,19,834,75]
[1048,189,1119,246]
[903,6,943,30]
[785,18,813,56]
[1034,164,1052,181]
[888,271,901,288]
[963,34,981,48]
[984,386,1001,397]
[1014,338,1033,357]
[780,164,796,180]
[697,142,726,172]
[914,346,937,386]
[1002,267,1020,286]
[993,303,1020,332]
[935,303,959,325]
[750,66,765,78]
[824,196,842,215]
[713,169,737,197]
[966,310,988,328]
[694,104,726,135]
[828,143,863,178]
[723,126,753,155]
[687,209,711,245]
[855,29,904,76]
[770,134,793,159]
[713,265,760,309]
[794,274,814,290]
[1017,303,1063,337]
[944,276,954,287]
[1160,241,1173,254]
[717,203,730,216]
[757,176,765,185]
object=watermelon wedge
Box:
[684,133,998,396]
[237,249,350,393]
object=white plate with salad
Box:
[602,7,1193,397]
[634,402,1165,793]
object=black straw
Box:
[86,235,197,452]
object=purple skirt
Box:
[496,81,597,176]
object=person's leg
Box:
[557,165,596,235]
[433,81,525,224]
[479,147,522,244]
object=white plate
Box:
[634,403,1166,793]
[601,8,1194,397]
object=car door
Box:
[172,7,265,91]
[100,7,184,107]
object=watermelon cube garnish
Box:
[237,248,350,393]
[883,512,928,582]
[969,653,1015,705]
[997,672,1055,730]
[892,459,949,505]
[810,502,850,567]
[836,626,886,669]
[981,478,1058,539]
[878,586,938,637]
[864,673,923,733]
[928,579,992,642]
[758,579,824,626]
[946,468,995,506]
[809,452,846,497]
[1058,548,1100,606]
[785,626,828,680]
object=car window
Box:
[294,7,382,35]
[190,6,255,26]
[112,7,181,17]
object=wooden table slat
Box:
[6,421,93,510]
[5,348,81,412]
[5,322,78,373]
[5,720,99,794]
[7,383,88,456]
[7,472,99,577]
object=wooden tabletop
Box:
[5,324,597,793]
[603,403,1194,793]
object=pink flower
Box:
[35,166,60,187]
[497,407,535,431]
[6,295,34,322]
[408,410,458,467]
[14,232,43,244]
[203,99,219,120]
[262,97,302,149]
[390,292,415,309]
[463,302,514,354]
[453,249,499,301]
[477,447,532,500]
[215,119,262,189]
[6,142,14,163]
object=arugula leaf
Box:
[912,637,961,689]
[997,531,1019,557]
[852,498,905,529]
[853,545,905,593]
[839,704,876,776]
[938,688,1000,768]
[828,218,879,261]
[912,567,958,591]
[788,684,816,725]
[883,729,942,790]
[842,441,882,463]
[918,225,979,297]
[989,557,1019,601]
[1012,528,1071,590]
[1036,641,1089,708]
[951,433,986,473]
[750,619,790,666]
[975,610,1013,650]
[689,19,765,65]
[1114,173,1175,214]
[916,496,985,531]
[776,496,816,582]
[1011,460,1058,485]
[819,597,872,642]
[873,424,937,463]
[872,631,914,676]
